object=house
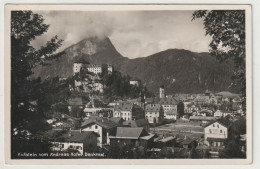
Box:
[164,110,177,120]
[123,119,150,131]
[109,127,156,149]
[113,102,145,121]
[44,129,99,155]
[159,98,178,113]
[145,104,164,124]
[185,104,200,114]
[214,110,223,118]
[81,118,120,147]
[204,119,230,147]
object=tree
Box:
[177,102,185,117]
[192,10,246,98]
[11,11,64,136]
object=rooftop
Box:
[145,104,161,112]
[114,102,133,111]
[115,127,147,139]
[159,98,178,105]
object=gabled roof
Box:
[203,118,231,128]
[115,127,147,139]
[81,118,120,129]
[62,131,99,142]
[145,104,161,112]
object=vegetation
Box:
[192,10,246,97]
[11,11,67,157]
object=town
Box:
[21,58,247,159]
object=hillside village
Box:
[25,59,247,159]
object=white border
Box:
[0,1,258,167]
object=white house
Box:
[145,104,164,123]
[81,118,119,147]
[204,120,229,147]
[159,98,178,113]
[214,110,223,118]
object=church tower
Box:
[159,85,165,99]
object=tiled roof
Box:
[115,127,146,139]
[145,104,161,112]
[203,118,231,128]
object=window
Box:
[213,124,215,127]
[95,125,98,129]
[220,130,222,133]
[217,124,219,128]
[209,129,212,133]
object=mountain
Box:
[32,36,240,94]
[122,49,239,94]
[32,36,128,79]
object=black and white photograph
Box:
[4,4,252,164]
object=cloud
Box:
[31,10,212,58]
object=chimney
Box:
[80,128,82,133]
[184,135,187,140]
[69,131,72,137]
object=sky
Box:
[32,10,212,59]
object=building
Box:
[123,119,150,131]
[159,85,165,99]
[113,102,145,121]
[86,64,102,74]
[145,104,164,124]
[109,127,156,149]
[164,110,177,120]
[81,118,120,147]
[44,129,99,155]
[107,64,113,74]
[214,110,223,119]
[73,58,89,75]
[159,98,178,113]
[204,119,230,147]
[129,79,141,87]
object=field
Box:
[150,121,204,139]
